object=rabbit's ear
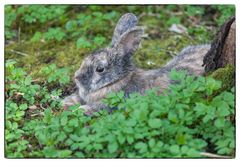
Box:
[116,26,144,54]
[110,13,138,47]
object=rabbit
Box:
[62,13,210,115]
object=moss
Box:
[5,40,91,79]
[210,64,235,91]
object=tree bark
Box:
[203,16,235,73]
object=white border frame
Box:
[1,0,239,162]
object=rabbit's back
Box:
[164,45,211,75]
[142,45,211,91]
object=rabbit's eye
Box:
[96,66,104,73]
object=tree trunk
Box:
[203,16,235,73]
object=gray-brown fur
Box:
[62,13,210,115]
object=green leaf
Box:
[169,145,180,154]
[134,142,147,153]
[74,152,84,158]
[76,37,91,49]
[216,101,230,117]
[68,118,79,127]
[69,134,81,142]
[186,148,199,157]
[194,103,209,118]
[117,134,126,145]
[30,31,42,42]
[206,77,222,94]
[169,69,186,81]
[44,28,66,42]
[60,116,68,126]
[181,145,189,154]
[126,136,134,144]
[217,147,231,155]
[108,141,118,153]
[57,132,67,142]
[168,111,178,123]
[148,119,162,128]
[93,143,103,150]
[65,138,74,146]
[93,36,106,46]
[65,20,78,31]
[43,108,52,123]
[214,118,225,128]
[167,17,181,25]
[186,6,205,16]
[16,111,25,117]
[176,133,186,145]
[126,119,137,127]
[203,114,214,123]
[156,141,163,148]
[117,91,125,99]
[43,147,58,157]
[57,150,72,158]
[19,103,28,111]
[148,138,156,148]
[70,143,80,150]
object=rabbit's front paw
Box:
[62,93,81,110]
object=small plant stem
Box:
[200,152,233,159]
[10,50,29,56]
